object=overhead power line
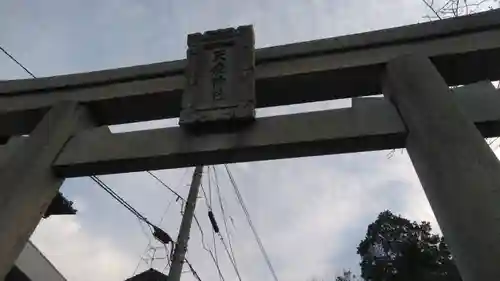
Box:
[147,171,186,202]
[135,168,192,276]
[148,168,227,281]
[212,166,237,257]
[185,258,203,281]
[134,183,179,276]
[193,210,226,281]
[223,164,280,281]
[217,232,242,281]
[212,166,242,281]
[212,220,221,281]
[199,168,239,281]
[0,45,36,78]
[91,176,150,225]
[90,176,173,244]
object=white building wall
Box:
[15,241,66,281]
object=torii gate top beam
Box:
[2,9,500,94]
[1,9,500,138]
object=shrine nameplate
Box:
[179,25,255,128]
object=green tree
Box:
[356,211,461,281]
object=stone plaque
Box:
[179,25,255,128]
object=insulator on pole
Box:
[153,226,173,244]
[208,211,220,233]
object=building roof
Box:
[9,241,66,281]
[125,268,168,281]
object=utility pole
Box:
[168,166,203,281]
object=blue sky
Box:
[1,1,497,281]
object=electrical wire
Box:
[160,195,177,225]
[137,217,154,241]
[194,212,226,281]
[134,188,178,276]
[0,45,36,78]
[189,190,225,281]
[213,167,238,258]
[200,177,225,280]
[217,233,242,281]
[199,168,230,281]
[147,171,186,202]
[212,226,220,280]
[212,166,243,281]
[200,182,212,211]
[90,176,154,228]
[185,258,203,281]
[91,176,148,224]
[156,170,225,281]
[146,246,170,264]
[151,169,225,281]
[90,175,180,279]
[202,167,243,281]
[133,242,153,275]
[134,169,189,276]
[223,164,280,281]
[201,172,224,277]
[208,167,213,207]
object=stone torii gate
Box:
[1,9,500,281]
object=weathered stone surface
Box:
[53,81,500,177]
[2,12,500,136]
[383,55,500,281]
[0,102,95,279]
[180,25,255,128]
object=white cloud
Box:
[31,216,137,281]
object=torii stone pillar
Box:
[0,101,95,279]
[383,54,500,281]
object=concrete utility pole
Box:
[168,166,203,281]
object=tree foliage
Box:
[356,211,461,281]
